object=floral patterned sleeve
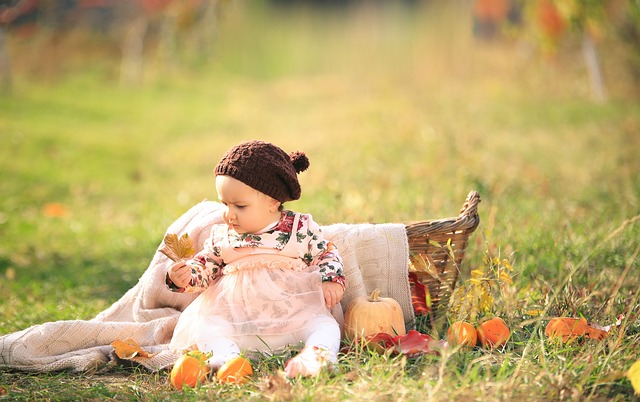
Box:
[165,227,225,293]
[300,214,346,290]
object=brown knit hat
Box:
[214,140,310,202]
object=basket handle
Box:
[458,191,481,219]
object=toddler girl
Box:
[167,140,346,377]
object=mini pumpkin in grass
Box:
[344,289,406,342]
[476,317,510,348]
[447,321,478,348]
[170,351,209,390]
[216,356,253,384]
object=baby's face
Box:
[215,175,281,234]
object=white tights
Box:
[199,316,341,369]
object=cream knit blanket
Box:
[0,201,412,372]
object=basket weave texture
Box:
[406,191,481,321]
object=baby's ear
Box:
[270,198,282,212]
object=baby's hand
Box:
[168,260,192,288]
[321,281,344,309]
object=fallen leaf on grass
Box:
[159,233,195,262]
[259,371,292,399]
[545,315,624,343]
[545,317,588,343]
[367,330,445,357]
[344,370,359,382]
[628,359,640,395]
[42,202,69,218]
[111,339,157,359]
[5,267,15,281]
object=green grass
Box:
[1,2,639,400]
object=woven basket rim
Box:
[405,191,481,236]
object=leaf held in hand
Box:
[159,233,195,262]
[111,339,156,359]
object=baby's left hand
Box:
[321,281,344,309]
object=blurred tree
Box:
[472,0,514,39]
[0,0,38,93]
[521,0,636,102]
[119,0,222,86]
[471,0,637,100]
[0,25,9,93]
[534,0,565,44]
[616,1,640,86]
[0,0,225,86]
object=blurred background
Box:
[0,0,638,97]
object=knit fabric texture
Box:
[214,140,310,202]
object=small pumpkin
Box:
[170,351,209,389]
[477,317,510,348]
[447,321,477,348]
[344,289,406,341]
[216,356,253,384]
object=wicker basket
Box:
[406,191,481,323]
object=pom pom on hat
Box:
[290,151,310,173]
[214,140,309,202]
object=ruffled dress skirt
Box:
[170,254,336,353]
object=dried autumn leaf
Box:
[366,330,444,357]
[585,326,608,340]
[111,339,156,359]
[159,233,195,262]
[42,202,69,218]
[365,332,395,347]
[344,370,359,382]
[586,314,624,340]
[628,359,640,396]
[409,272,430,315]
[545,315,624,343]
[545,317,588,342]
[259,371,292,399]
[395,330,440,356]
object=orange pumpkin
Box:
[447,321,478,348]
[477,317,510,348]
[344,289,406,341]
[170,351,209,389]
[216,356,253,384]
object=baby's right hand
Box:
[167,260,192,288]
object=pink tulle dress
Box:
[170,212,340,354]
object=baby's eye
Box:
[236,205,246,209]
